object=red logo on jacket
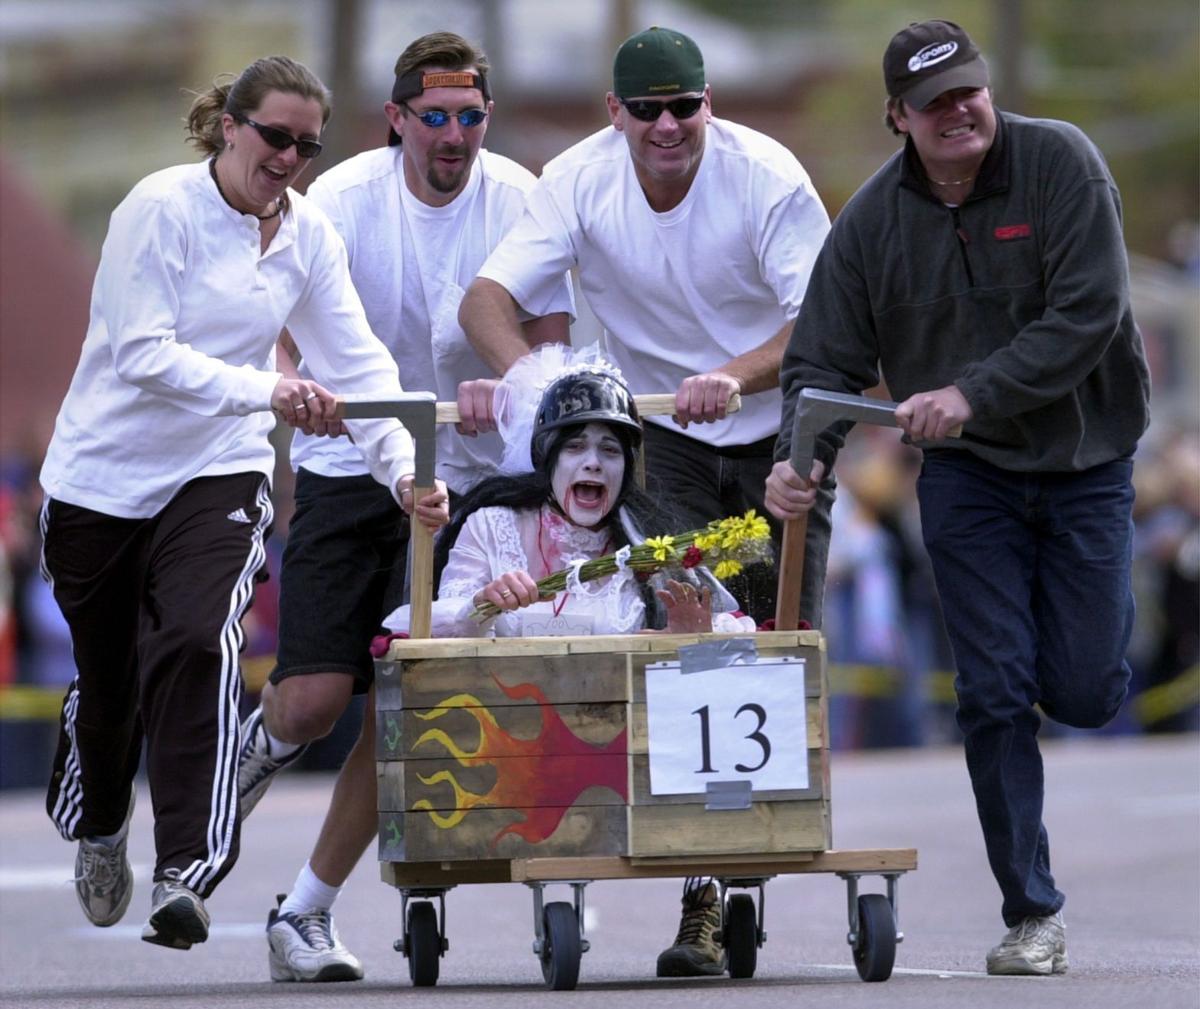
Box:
[994,223,1032,240]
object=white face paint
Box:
[550,422,626,527]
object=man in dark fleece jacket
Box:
[766,20,1149,977]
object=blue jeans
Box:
[916,452,1134,926]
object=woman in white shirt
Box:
[39,55,446,952]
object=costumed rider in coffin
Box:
[384,346,757,639]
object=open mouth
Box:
[571,481,607,508]
[260,165,289,188]
[941,125,974,139]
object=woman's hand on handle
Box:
[271,377,338,433]
[397,476,450,532]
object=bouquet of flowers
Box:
[469,510,773,622]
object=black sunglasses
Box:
[619,96,705,123]
[402,103,488,129]
[234,113,323,159]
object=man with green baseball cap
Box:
[460,27,832,975]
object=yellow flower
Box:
[694,531,721,552]
[713,558,743,580]
[644,535,676,562]
[743,510,771,541]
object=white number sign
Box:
[644,657,808,795]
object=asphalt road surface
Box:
[2,735,1197,1009]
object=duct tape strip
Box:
[705,779,753,811]
[677,637,758,675]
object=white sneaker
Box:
[238,708,305,819]
[74,789,135,927]
[986,911,1068,975]
[267,895,364,982]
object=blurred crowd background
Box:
[1,0,1196,783]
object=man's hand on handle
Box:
[895,385,972,442]
[765,457,826,521]
[673,370,742,428]
[455,378,500,436]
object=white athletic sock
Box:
[264,727,301,759]
[280,861,342,915]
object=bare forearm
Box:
[721,319,792,395]
[460,277,533,375]
[276,329,302,381]
[520,311,570,352]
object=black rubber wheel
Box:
[406,900,440,987]
[725,893,759,979]
[540,901,582,990]
[852,893,897,982]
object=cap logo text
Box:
[421,71,478,89]
[908,41,958,72]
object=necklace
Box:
[928,174,976,187]
[208,158,283,221]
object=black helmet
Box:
[530,368,642,468]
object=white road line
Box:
[70,923,265,940]
[809,963,1042,979]
[0,863,151,891]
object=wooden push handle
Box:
[433,391,741,425]
[774,515,808,631]
[408,488,434,639]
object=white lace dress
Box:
[383,504,756,638]
[385,505,645,638]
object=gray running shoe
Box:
[238,707,305,819]
[986,911,1068,975]
[267,895,364,982]
[141,869,210,950]
[74,789,135,927]
[656,881,727,977]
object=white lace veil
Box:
[493,344,628,475]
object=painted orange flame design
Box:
[412,676,627,847]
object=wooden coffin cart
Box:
[340,390,917,990]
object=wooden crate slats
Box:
[376,701,628,762]
[628,799,831,857]
[377,632,831,865]
[380,629,821,661]
[378,759,628,813]
[382,653,630,710]
[381,804,628,862]
[628,750,825,805]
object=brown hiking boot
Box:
[656,881,726,977]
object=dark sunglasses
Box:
[234,113,323,159]
[402,103,488,129]
[619,96,705,123]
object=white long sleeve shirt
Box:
[40,161,414,518]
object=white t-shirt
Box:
[292,147,575,492]
[40,161,414,519]
[476,118,830,447]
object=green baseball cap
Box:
[613,26,705,99]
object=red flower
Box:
[681,546,703,569]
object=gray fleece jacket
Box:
[776,111,1150,474]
